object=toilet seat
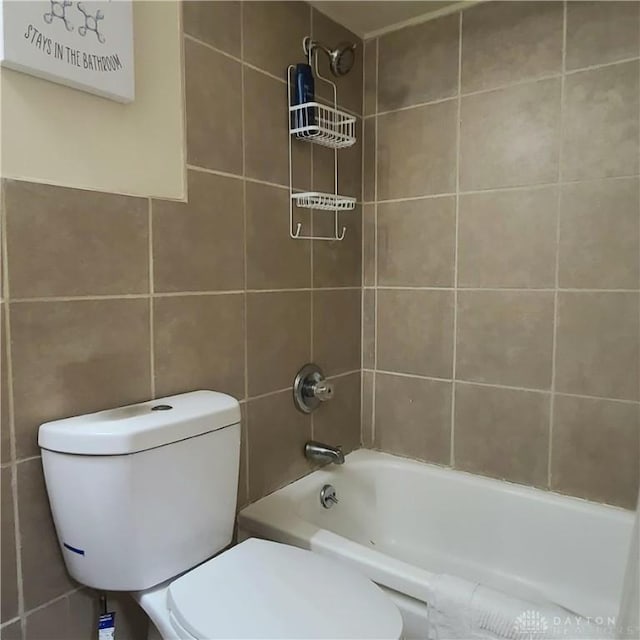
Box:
[165,538,403,639]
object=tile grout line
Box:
[10,293,153,303]
[246,286,360,293]
[374,368,640,405]
[2,181,26,633]
[450,8,464,469]
[326,369,363,382]
[637,7,640,414]
[9,455,41,465]
[364,172,640,206]
[186,163,283,192]
[178,4,188,210]
[184,33,285,86]
[372,35,379,447]
[359,38,366,447]
[239,3,250,500]
[309,3,315,443]
[548,1,569,490]
[377,94,458,118]
[374,286,640,293]
[148,198,156,400]
[2,188,26,633]
[6,286,638,303]
[556,53,640,76]
[188,163,368,205]
[307,268,314,442]
[6,286,366,304]
[373,53,640,119]
[240,19,248,401]
[155,290,241,297]
[360,38,373,446]
[0,618,20,630]
[13,586,82,624]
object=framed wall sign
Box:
[0,0,135,103]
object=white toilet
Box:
[38,390,403,640]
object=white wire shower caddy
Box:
[289,101,356,148]
[287,54,357,241]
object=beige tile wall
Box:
[362,0,640,510]
[0,2,363,636]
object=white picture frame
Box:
[0,0,134,103]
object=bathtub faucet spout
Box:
[304,441,345,465]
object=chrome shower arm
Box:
[303,37,332,63]
[302,36,356,77]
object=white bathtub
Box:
[239,450,635,639]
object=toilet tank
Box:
[38,391,241,591]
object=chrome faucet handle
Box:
[294,364,335,413]
[312,380,334,402]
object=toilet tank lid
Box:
[38,391,241,455]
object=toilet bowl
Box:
[38,391,403,639]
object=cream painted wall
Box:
[0,1,185,200]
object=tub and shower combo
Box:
[240,450,637,640]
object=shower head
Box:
[304,37,357,77]
[330,41,357,76]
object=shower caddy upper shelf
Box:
[289,101,356,149]
[287,54,357,241]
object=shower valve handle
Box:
[310,380,334,402]
[293,364,334,413]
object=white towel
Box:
[426,574,476,639]
[425,573,606,640]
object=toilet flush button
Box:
[151,404,173,411]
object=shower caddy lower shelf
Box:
[288,60,357,241]
[291,191,356,211]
